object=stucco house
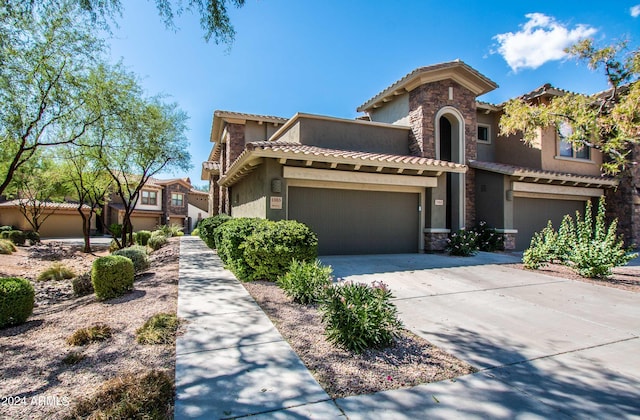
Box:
[202,60,631,254]
[0,200,96,237]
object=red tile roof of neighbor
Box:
[0,199,91,210]
[468,160,618,187]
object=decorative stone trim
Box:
[424,231,449,251]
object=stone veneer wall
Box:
[606,144,640,247]
[424,232,450,252]
[163,183,190,219]
[216,123,246,215]
[409,80,479,232]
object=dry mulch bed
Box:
[508,262,640,293]
[0,238,180,420]
[243,280,476,399]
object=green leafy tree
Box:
[500,39,640,175]
[0,1,106,196]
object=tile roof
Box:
[213,110,288,123]
[468,160,618,187]
[0,199,91,210]
[245,141,466,170]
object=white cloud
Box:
[492,13,597,72]
[631,5,640,17]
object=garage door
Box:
[131,215,161,232]
[514,197,585,250]
[288,187,419,255]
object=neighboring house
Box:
[0,200,95,237]
[105,177,205,233]
[202,60,628,254]
[187,188,209,231]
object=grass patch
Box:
[62,351,86,366]
[68,370,174,419]
[37,263,75,281]
[136,313,181,345]
[66,324,113,346]
[0,238,16,254]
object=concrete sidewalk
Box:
[174,236,342,419]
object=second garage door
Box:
[514,197,585,250]
[288,187,419,255]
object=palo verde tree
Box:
[499,39,640,175]
[0,1,107,197]
[96,81,191,249]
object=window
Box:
[141,190,157,205]
[171,193,184,207]
[477,124,490,144]
[557,122,590,160]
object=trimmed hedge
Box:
[3,230,26,246]
[215,218,269,280]
[135,230,152,246]
[91,255,135,300]
[243,220,318,281]
[112,245,150,273]
[0,277,34,328]
[198,214,232,249]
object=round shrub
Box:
[0,277,35,328]
[135,230,152,246]
[215,218,269,280]
[72,273,94,297]
[7,230,26,246]
[277,259,333,304]
[91,255,134,301]
[112,245,150,273]
[0,225,13,232]
[25,231,40,245]
[198,214,232,249]
[446,229,479,256]
[320,281,403,353]
[0,239,16,255]
[147,234,168,251]
[190,228,200,236]
[242,220,318,281]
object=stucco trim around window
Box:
[477,123,491,144]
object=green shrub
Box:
[156,223,183,238]
[112,245,150,273]
[475,221,504,252]
[136,313,181,345]
[215,218,268,279]
[66,323,113,346]
[25,231,40,245]
[109,223,122,238]
[6,230,26,246]
[69,370,174,419]
[0,225,13,232]
[0,277,34,328]
[522,197,637,277]
[0,231,9,239]
[242,220,318,281]
[277,259,333,304]
[0,239,16,254]
[91,255,134,300]
[147,234,168,251]
[37,263,75,281]
[446,229,479,256]
[320,281,403,353]
[190,228,200,236]
[62,351,86,366]
[135,230,152,246]
[72,273,94,297]
[198,214,232,249]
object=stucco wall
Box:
[245,120,281,143]
[540,126,602,176]
[0,208,96,237]
[230,164,268,218]
[495,129,543,169]
[476,112,498,162]
[475,171,506,229]
[369,93,410,125]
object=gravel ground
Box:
[0,238,179,420]
[243,280,476,399]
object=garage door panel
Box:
[514,198,584,250]
[289,187,418,255]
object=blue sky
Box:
[107,1,640,186]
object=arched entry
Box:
[435,107,465,232]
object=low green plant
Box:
[242,220,318,281]
[135,230,152,246]
[25,231,40,245]
[190,228,200,236]
[6,230,26,246]
[37,263,76,281]
[136,313,181,345]
[91,255,134,300]
[198,214,232,249]
[277,259,333,304]
[112,245,150,273]
[62,351,86,366]
[0,277,34,328]
[475,221,504,252]
[109,223,122,238]
[156,223,183,238]
[72,273,94,297]
[147,233,168,251]
[320,281,403,353]
[446,229,479,256]
[522,221,558,269]
[66,323,113,346]
[69,370,174,419]
[0,225,13,232]
[0,239,16,254]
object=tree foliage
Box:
[499,39,640,175]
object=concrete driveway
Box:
[321,252,640,419]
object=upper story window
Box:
[171,193,184,207]
[557,122,590,160]
[141,190,157,205]
[477,124,491,144]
